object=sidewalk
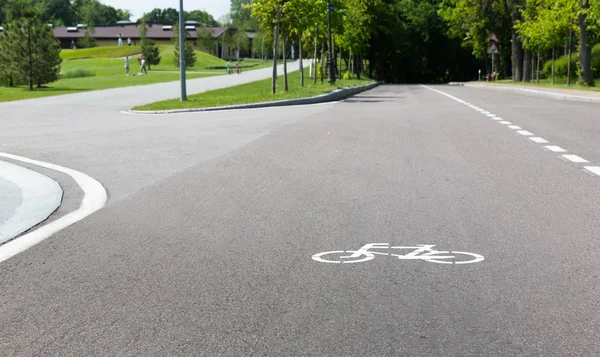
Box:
[452,82,600,104]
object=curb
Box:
[0,160,63,245]
[448,82,600,104]
[129,81,383,115]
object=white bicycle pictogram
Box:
[312,243,484,264]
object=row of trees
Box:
[0,0,131,27]
[141,8,220,27]
[439,0,600,85]
[246,0,480,89]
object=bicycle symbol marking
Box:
[312,243,484,265]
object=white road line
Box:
[563,155,589,163]
[508,125,522,130]
[0,153,107,263]
[499,121,512,125]
[529,137,548,143]
[584,166,600,176]
[518,131,534,136]
[545,146,567,153]
[485,114,496,117]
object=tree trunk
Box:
[272,21,279,94]
[314,25,318,84]
[320,42,325,84]
[299,34,304,87]
[28,24,33,90]
[357,56,361,79]
[551,47,555,85]
[283,36,288,92]
[536,49,540,85]
[578,0,593,85]
[567,26,572,85]
[523,50,531,82]
[510,7,524,81]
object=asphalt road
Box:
[2,84,600,356]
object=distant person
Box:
[125,56,130,76]
[118,33,123,46]
[70,39,76,50]
[226,60,231,75]
[235,61,241,74]
[140,56,147,75]
[127,37,131,46]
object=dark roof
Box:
[53,24,231,40]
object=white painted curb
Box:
[129,81,383,115]
[0,153,108,263]
[0,161,63,244]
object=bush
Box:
[204,63,259,70]
[61,69,96,79]
[543,43,600,79]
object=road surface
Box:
[1,83,600,356]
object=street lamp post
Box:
[326,0,336,84]
[179,0,187,101]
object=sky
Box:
[101,0,231,22]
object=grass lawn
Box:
[0,46,263,102]
[133,67,375,111]
[474,77,600,92]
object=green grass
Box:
[0,45,230,102]
[476,77,600,92]
[60,46,144,60]
[133,67,375,111]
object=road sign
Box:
[488,43,500,54]
[488,33,500,44]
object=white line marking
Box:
[517,131,534,136]
[584,166,600,176]
[0,153,107,263]
[529,137,548,143]
[508,125,522,130]
[563,155,589,163]
[499,121,512,125]
[544,146,567,153]
[485,114,496,117]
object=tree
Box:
[186,10,220,26]
[231,0,259,29]
[172,22,197,69]
[79,0,98,48]
[139,18,161,70]
[232,29,250,58]
[142,8,179,24]
[0,11,61,89]
[197,26,217,54]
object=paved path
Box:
[2,84,600,355]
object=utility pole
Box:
[179,0,187,101]
[326,0,336,84]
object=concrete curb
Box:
[448,82,600,104]
[129,81,383,115]
[0,160,63,245]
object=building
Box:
[51,21,255,59]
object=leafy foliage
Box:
[172,23,197,69]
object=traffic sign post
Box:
[487,33,500,77]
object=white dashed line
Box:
[529,137,548,143]
[584,166,600,176]
[563,155,589,163]
[517,131,534,136]
[422,85,600,178]
[545,146,567,153]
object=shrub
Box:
[61,69,96,79]
[343,71,353,80]
[543,43,600,79]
